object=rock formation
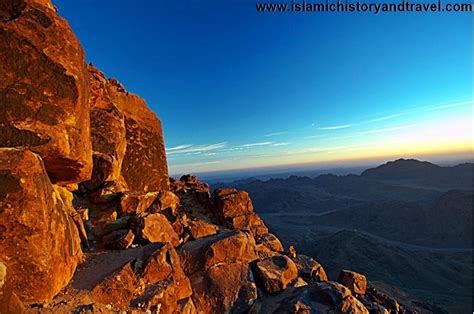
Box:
[0,1,440,313]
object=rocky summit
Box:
[0,1,440,313]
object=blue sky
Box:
[56,0,473,174]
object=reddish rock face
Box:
[292,255,328,282]
[134,213,180,246]
[214,188,254,220]
[91,262,137,310]
[253,255,298,294]
[338,270,367,295]
[85,65,169,192]
[192,261,258,313]
[187,219,218,239]
[119,191,159,215]
[0,0,92,185]
[0,149,83,304]
[102,229,135,250]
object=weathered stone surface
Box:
[293,254,328,282]
[338,270,367,295]
[0,149,82,304]
[255,232,284,252]
[254,255,298,294]
[91,262,137,310]
[102,229,135,250]
[135,244,193,313]
[312,281,351,305]
[154,190,181,215]
[87,67,169,192]
[134,213,180,246]
[187,219,218,239]
[191,261,258,313]
[83,66,127,190]
[179,230,258,276]
[340,295,370,313]
[0,0,92,184]
[214,188,254,219]
[119,191,158,215]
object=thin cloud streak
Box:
[358,124,414,134]
[240,142,274,147]
[429,100,473,111]
[264,131,288,137]
[318,124,354,130]
[166,142,227,155]
[166,144,193,151]
[367,113,406,122]
[272,142,290,146]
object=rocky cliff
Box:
[0,1,438,313]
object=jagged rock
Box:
[154,190,181,215]
[86,181,125,203]
[0,149,83,304]
[338,270,367,295]
[191,261,258,313]
[292,254,328,282]
[91,262,137,310]
[102,229,135,250]
[187,219,218,239]
[134,244,192,312]
[312,281,351,306]
[89,216,130,239]
[119,191,159,215]
[134,213,180,246]
[87,66,169,192]
[176,298,197,314]
[255,232,284,252]
[88,204,118,229]
[83,67,127,190]
[340,295,370,313]
[0,0,92,185]
[214,188,254,219]
[179,230,258,276]
[253,255,299,294]
[142,244,173,284]
[364,286,401,313]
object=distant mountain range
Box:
[361,158,473,191]
[213,158,474,313]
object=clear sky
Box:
[55,0,473,175]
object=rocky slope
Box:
[0,1,443,313]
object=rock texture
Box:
[0,2,442,313]
[0,0,92,185]
[0,149,82,305]
[86,65,169,193]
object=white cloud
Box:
[264,131,288,137]
[272,142,290,147]
[166,142,227,155]
[367,113,406,122]
[428,100,473,111]
[358,124,414,134]
[240,142,274,148]
[318,124,354,130]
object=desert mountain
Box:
[361,158,473,191]
[216,160,473,312]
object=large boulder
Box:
[0,0,92,185]
[253,255,298,294]
[292,254,328,282]
[338,270,367,295]
[0,149,83,304]
[133,213,180,246]
[87,66,169,192]
[179,230,259,312]
[179,230,258,276]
